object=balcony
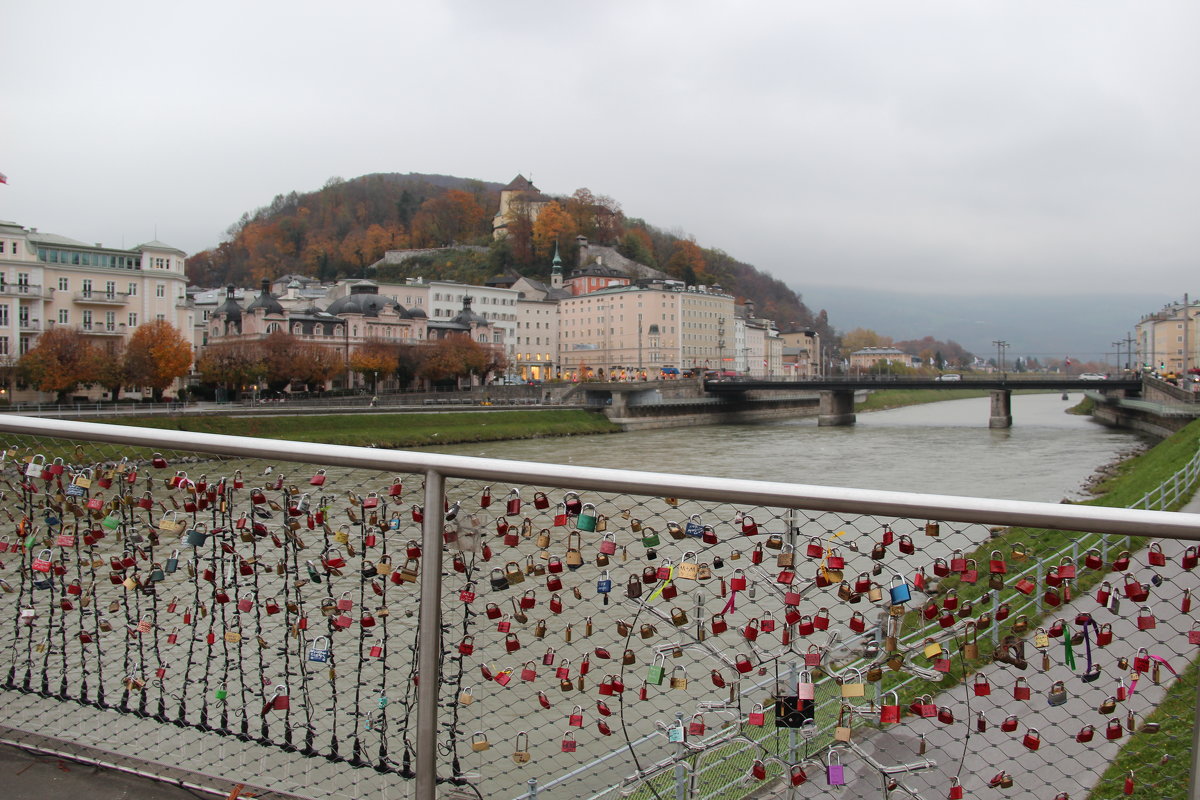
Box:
[0,284,49,299]
[73,291,129,305]
[17,319,40,331]
[80,322,126,336]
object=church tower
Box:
[550,241,564,290]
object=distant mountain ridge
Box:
[801,286,1171,362]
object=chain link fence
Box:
[0,417,1196,800]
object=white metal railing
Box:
[0,416,1198,800]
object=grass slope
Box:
[101,410,621,448]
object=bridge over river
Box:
[703,375,1144,428]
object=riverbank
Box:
[855,388,989,412]
[103,409,621,448]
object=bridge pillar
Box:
[818,389,856,427]
[989,389,1012,429]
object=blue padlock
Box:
[683,514,704,538]
[597,571,612,594]
[889,574,911,604]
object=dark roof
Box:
[324,283,409,318]
[246,279,285,315]
[503,174,537,192]
[448,296,489,327]
[215,285,242,322]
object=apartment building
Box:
[557,281,736,376]
[1136,298,1199,375]
[0,220,192,398]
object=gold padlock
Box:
[671,607,688,626]
[669,667,688,690]
[471,733,490,753]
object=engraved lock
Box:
[1048,680,1068,706]
[669,666,688,690]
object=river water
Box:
[428,393,1148,503]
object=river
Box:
[427,393,1148,502]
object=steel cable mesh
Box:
[0,432,1193,800]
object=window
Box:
[82,310,93,330]
[156,284,165,298]
[58,278,69,291]
[0,337,7,356]
[105,281,116,297]
[128,283,137,296]
[0,305,7,326]
[18,337,28,355]
[156,314,165,321]
[105,311,116,331]
[58,310,69,325]
[128,313,138,327]
[82,279,93,297]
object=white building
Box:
[0,220,193,399]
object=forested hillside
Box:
[184,172,833,338]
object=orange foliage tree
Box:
[349,340,401,391]
[666,239,707,285]
[410,190,489,247]
[18,328,102,402]
[125,320,194,402]
[418,336,505,386]
[532,200,577,262]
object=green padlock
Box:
[576,503,598,533]
[647,653,667,686]
[215,685,228,701]
[641,527,660,548]
[101,512,121,531]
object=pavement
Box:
[0,741,204,800]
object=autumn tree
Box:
[125,320,194,402]
[841,328,893,354]
[532,201,577,262]
[289,342,342,391]
[418,336,505,387]
[196,340,264,392]
[349,340,400,391]
[666,239,707,285]
[93,339,131,402]
[410,190,489,247]
[18,328,101,403]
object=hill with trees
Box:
[184,172,834,341]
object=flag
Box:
[0,172,7,184]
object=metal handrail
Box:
[2,415,1197,541]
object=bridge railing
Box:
[0,415,1196,800]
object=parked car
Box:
[1079,373,1108,381]
[935,373,962,382]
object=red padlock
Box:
[1022,728,1040,750]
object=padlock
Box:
[308,636,331,662]
[1106,718,1123,740]
[1048,680,1067,706]
[647,654,667,685]
[840,669,865,698]
[669,666,688,690]
[826,748,846,786]
[1137,605,1156,630]
[889,574,910,604]
[1001,714,1018,732]
[747,703,766,726]
[670,607,688,626]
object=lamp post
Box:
[374,371,379,395]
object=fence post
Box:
[1190,671,1200,800]
[415,469,446,800]
[526,778,539,799]
[1034,557,1044,615]
[674,711,688,800]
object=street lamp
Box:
[374,371,379,395]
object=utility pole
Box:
[1123,332,1136,373]
[1112,341,1123,374]
[992,340,1009,374]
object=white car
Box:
[1079,373,1108,381]
[935,374,961,382]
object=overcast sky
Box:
[2,1,1197,298]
